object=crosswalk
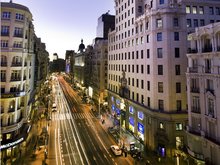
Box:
[52,112,95,121]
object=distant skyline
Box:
[1,0,115,59]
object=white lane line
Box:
[55,129,58,165]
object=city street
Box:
[46,76,133,165]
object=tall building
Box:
[186,22,220,165]
[96,12,115,39]
[108,0,220,159]
[1,1,35,163]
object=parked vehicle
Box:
[110,145,122,156]
[52,103,57,112]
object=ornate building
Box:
[107,0,220,159]
[1,1,35,163]
[186,22,220,165]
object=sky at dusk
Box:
[2,0,115,59]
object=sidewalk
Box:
[96,110,178,165]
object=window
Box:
[159,122,164,129]
[136,79,139,87]
[186,6,191,13]
[147,49,150,58]
[156,19,163,28]
[192,96,200,113]
[1,26,9,36]
[2,12,11,19]
[141,65,144,73]
[174,32,179,41]
[216,7,220,15]
[157,32,162,41]
[187,19,192,28]
[14,27,23,37]
[200,19,205,26]
[175,48,180,58]
[141,95,144,104]
[176,82,181,93]
[173,18,179,27]
[175,65,180,75]
[1,40,8,48]
[208,98,214,117]
[141,50,143,59]
[209,7,214,15]
[158,100,164,111]
[157,48,163,58]
[176,123,183,131]
[13,41,22,48]
[193,19,198,27]
[199,6,204,14]
[158,82,163,93]
[147,97,150,107]
[192,6,197,14]
[177,100,182,111]
[15,13,24,20]
[141,80,144,89]
[146,35,149,43]
[158,65,163,75]
[146,22,149,30]
[159,0,164,5]
[147,65,150,74]
[136,65,139,73]
[147,81,150,90]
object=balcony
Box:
[191,107,200,114]
[187,48,198,53]
[1,32,9,36]
[1,62,7,66]
[190,87,200,93]
[188,67,198,73]
[0,91,25,99]
[14,33,23,38]
[10,77,21,82]
[205,67,211,74]
[1,77,6,82]
[206,88,214,95]
[11,62,22,67]
[1,118,24,134]
[202,47,212,53]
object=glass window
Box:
[175,48,180,58]
[2,12,11,19]
[176,123,183,131]
[209,7,214,15]
[147,81,150,90]
[1,40,8,48]
[175,65,180,75]
[192,6,197,14]
[199,6,204,14]
[200,19,205,26]
[15,13,24,20]
[157,48,163,58]
[158,82,163,93]
[174,32,179,41]
[208,98,214,117]
[158,100,164,111]
[173,18,179,27]
[177,100,182,111]
[157,32,162,41]
[186,6,191,14]
[147,65,150,74]
[187,19,191,28]
[216,7,220,15]
[147,49,150,58]
[159,0,164,5]
[159,122,164,129]
[194,19,198,27]
[1,26,9,36]
[176,82,181,93]
[158,65,163,75]
[156,19,163,28]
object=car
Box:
[110,145,122,156]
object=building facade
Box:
[108,0,220,158]
[186,22,220,165]
[0,1,35,163]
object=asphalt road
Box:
[47,76,132,165]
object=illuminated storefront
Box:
[129,117,135,132]
[137,122,144,141]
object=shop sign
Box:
[138,111,144,120]
[138,122,144,134]
[129,117,134,126]
[116,108,120,115]
[129,106,134,114]
[111,105,115,111]
[111,96,114,102]
[0,137,24,150]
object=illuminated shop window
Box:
[176,123,183,131]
